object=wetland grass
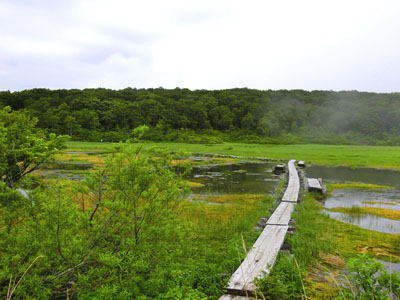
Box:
[282,193,400,298]
[185,181,204,188]
[350,205,362,214]
[42,142,400,298]
[326,182,393,193]
[66,141,400,170]
[362,200,398,205]
[329,206,400,221]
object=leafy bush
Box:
[0,106,68,188]
[340,254,400,300]
[0,146,195,299]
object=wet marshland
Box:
[40,154,400,235]
[187,161,282,195]
[37,154,400,273]
[305,165,400,234]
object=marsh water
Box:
[305,165,400,234]
[41,155,400,234]
[305,165,400,189]
[186,161,282,195]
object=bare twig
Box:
[89,170,105,224]
[52,253,91,279]
[7,274,13,298]
[7,255,43,299]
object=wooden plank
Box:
[219,295,253,300]
[307,178,322,190]
[266,202,295,226]
[281,160,299,203]
[306,178,326,195]
[227,225,288,292]
[297,160,306,167]
[273,164,285,174]
[223,159,300,294]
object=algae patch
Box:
[362,200,398,206]
[185,181,204,188]
[327,182,393,193]
[328,206,400,221]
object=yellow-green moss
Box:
[328,206,400,221]
[362,201,397,205]
[327,182,393,192]
[185,181,204,188]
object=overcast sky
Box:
[1,0,400,92]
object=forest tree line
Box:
[1,87,400,145]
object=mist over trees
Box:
[1,88,400,145]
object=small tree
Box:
[0,106,68,188]
[0,145,192,299]
[130,124,150,142]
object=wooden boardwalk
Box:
[220,159,300,299]
[219,295,253,300]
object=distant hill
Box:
[1,88,400,145]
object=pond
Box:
[324,211,400,234]
[186,161,283,195]
[381,260,400,273]
[39,157,283,195]
[305,165,400,234]
[305,165,400,188]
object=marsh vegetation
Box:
[1,105,400,299]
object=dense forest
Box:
[1,88,400,145]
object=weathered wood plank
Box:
[266,201,295,226]
[273,164,286,174]
[306,177,326,195]
[297,160,306,167]
[223,159,300,294]
[227,225,288,292]
[219,295,253,300]
[307,178,322,190]
[281,160,299,203]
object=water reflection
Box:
[325,189,400,211]
[187,162,282,194]
[306,165,400,189]
[380,260,400,273]
[306,165,400,234]
[324,211,400,234]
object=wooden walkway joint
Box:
[219,159,300,299]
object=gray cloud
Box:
[1,0,400,92]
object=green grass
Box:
[328,206,400,221]
[326,182,393,192]
[66,141,400,170]
[287,193,400,299]
[293,194,400,261]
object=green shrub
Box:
[339,254,400,300]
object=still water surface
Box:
[305,165,400,234]
[187,161,282,195]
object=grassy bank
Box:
[326,182,394,192]
[66,141,400,170]
[261,193,400,299]
[329,206,400,221]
